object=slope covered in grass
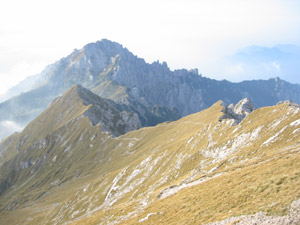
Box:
[0,86,300,225]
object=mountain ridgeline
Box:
[0,39,300,140]
[0,84,300,224]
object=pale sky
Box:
[0,0,300,94]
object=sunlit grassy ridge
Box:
[0,86,299,224]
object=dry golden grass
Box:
[1,99,300,225]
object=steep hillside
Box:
[0,85,140,168]
[0,86,300,224]
[1,39,300,140]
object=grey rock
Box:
[219,98,255,125]
[207,199,300,225]
[73,85,142,137]
[277,100,300,108]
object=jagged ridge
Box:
[1,39,300,140]
[0,90,300,224]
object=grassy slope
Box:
[0,100,300,225]
[70,102,300,224]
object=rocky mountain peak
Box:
[69,85,142,136]
[219,98,255,125]
[1,39,300,141]
[26,85,141,138]
[82,39,128,63]
[233,98,254,116]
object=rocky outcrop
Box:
[207,199,300,225]
[277,100,300,108]
[65,85,142,137]
[219,98,254,125]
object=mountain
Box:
[0,86,300,224]
[0,39,300,141]
[0,85,141,168]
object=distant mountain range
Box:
[0,39,300,140]
[217,44,300,83]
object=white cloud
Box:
[0,60,46,94]
[0,120,24,133]
[226,63,245,75]
[272,61,281,71]
[262,61,282,73]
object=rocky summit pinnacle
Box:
[233,98,254,116]
[219,98,255,125]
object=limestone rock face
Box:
[233,98,254,115]
[66,85,142,137]
[220,98,255,125]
